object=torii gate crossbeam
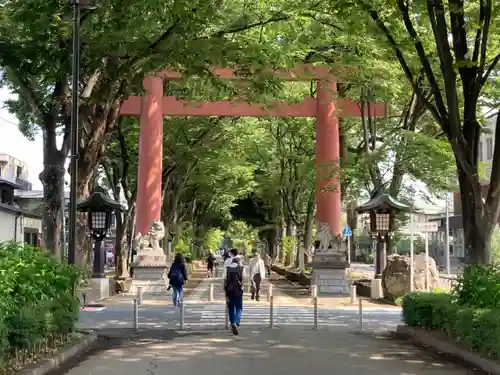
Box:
[119,66,386,241]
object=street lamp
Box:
[77,191,123,278]
[67,0,97,266]
[356,189,412,279]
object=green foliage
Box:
[225,220,257,253]
[402,264,500,359]
[0,242,81,367]
[402,292,500,359]
[491,226,500,263]
[452,264,500,309]
[203,228,223,251]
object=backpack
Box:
[169,264,184,287]
[224,261,243,297]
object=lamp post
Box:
[77,191,123,278]
[67,0,96,265]
[357,189,413,279]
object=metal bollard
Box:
[358,297,364,331]
[350,284,357,305]
[137,286,143,305]
[269,284,274,328]
[133,298,139,330]
[312,285,318,330]
[81,292,87,307]
[209,282,214,302]
[180,299,185,330]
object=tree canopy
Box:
[1,0,498,269]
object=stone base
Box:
[312,268,350,295]
[129,266,168,295]
[371,278,384,299]
[132,266,168,280]
[89,278,110,301]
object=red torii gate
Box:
[120,65,386,237]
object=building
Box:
[0,153,41,245]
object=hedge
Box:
[402,291,500,359]
[0,242,81,370]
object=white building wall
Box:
[0,211,42,243]
[478,114,497,181]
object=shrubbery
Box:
[402,264,500,359]
[0,242,81,369]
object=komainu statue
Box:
[133,221,167,266]
[135,221,165,251]
[316,221,346,261]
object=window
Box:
[479,141,483,161]
[487,138,493,159]
[16,166,22,178]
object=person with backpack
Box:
[167,253,188,307]
[206,251,217,278]
[222,248,247,335]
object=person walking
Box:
[249,251,266,301]
[263,252,272,277]
[167,253,188,307]
[206,251,217,278]
[222,248,246,335]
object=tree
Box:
[0,0,292,261]
[326,0,500,262]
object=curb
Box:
[19,333,99,375]
[396,325,500,375]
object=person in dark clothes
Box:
[167,253,188,307]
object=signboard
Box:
[401,222,439,233]
[342,225,352,237]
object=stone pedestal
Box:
[89,277,110,301]
[132,266,168,280]
[311,252,350,295]
[371,278,384,299]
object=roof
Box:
[77,192,124,212]
[0,203,41,219]
[356,193,415,213]
[0,178,23,189]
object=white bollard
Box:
[350,285,357,305]
[209,282,214,302]
[180,299,185,330]
[133,298,139,330]
[269,284,274,328]
[358,297,364,331]
[312,285,318,330]
[137,286,143,305]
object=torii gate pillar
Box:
[315,80,341,237]
[136,76,163,235]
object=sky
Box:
[0,87,45,190]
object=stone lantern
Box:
[77,190,123,300]
[356,189,412,298]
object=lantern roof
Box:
[356,188,415,214]
[77,190,124,212]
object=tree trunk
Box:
[39,143,65,258]
[75,177,92,271]
[115,208,134,279]
[458,168,491,263]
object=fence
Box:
[102,284,403,332]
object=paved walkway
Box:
[78,266,401,331]
[65,328,470,375]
